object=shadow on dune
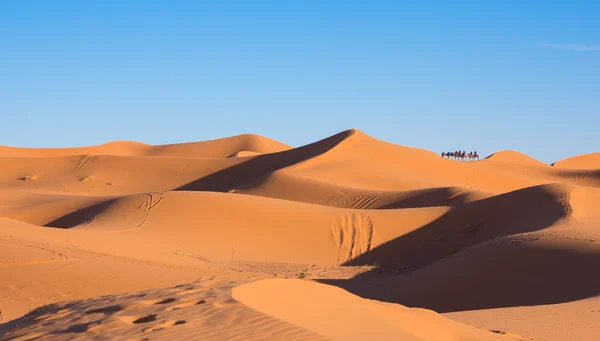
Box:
[346,184,572,270]
[45,199,117,228]
[29,130,355,229]
[376,187,486,209]
[555,169,600,187]
[174,130,355,192]
[315,184,598,312]
[319,240,600,313]
[0,302,80,338]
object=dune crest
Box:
[553,152,600,169]
[0,133,291,158]
[484,150,548,167]
[232,278,524,341]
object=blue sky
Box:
[1,1,598,163]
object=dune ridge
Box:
[0,133,291,158]
[553,152,600,169]
[484,150,549,167]
[0,128,598,341]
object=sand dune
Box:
[0,133,291,158]
[447,296,600,341]
[323,224,600,312]
[232,279,523,341]
[553,152,600,170]
[1,129,598,340]
[0,278,528,341]
[484,150,549,167]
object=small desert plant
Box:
[297,270,307,279]
[21,175,39,181]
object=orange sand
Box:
[1,129,598,340]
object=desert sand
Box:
[1,129,599,341]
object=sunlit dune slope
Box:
[0,133,291,158]
[484,150,548,166]
[232,278,523,341]
[232,130,599,200]
[553,152,600,170]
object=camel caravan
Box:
[441,150,479,161]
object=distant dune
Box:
[0,133,291,158]
[553,152,600,169]
[0,129,598,341]
[484,150,549,167]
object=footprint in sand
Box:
[165,299,206,311]
[85,304,124,315]
[142,320,186,333]
[119,314,157,324]
[153,298,176,305]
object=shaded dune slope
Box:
[236,171,494,209]
[343,183,574,270]
[323,226,600,312]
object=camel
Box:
[442,152,457,159]
[466,151,480,161]
[442,151,479,161]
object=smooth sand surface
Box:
[1,129,599,340]
[553,152,600,170]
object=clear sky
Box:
[1,1,598,163]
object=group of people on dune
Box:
[441,150,479,161]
